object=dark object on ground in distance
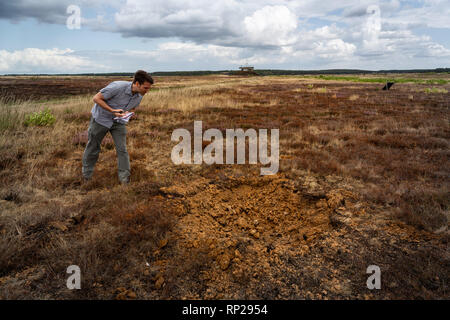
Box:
[382,82,395,90]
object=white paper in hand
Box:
[114,111,134,124]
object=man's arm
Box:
[93,92,124,118]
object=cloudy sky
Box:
[0,0,449,73]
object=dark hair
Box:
[133,70,154,85]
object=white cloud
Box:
[388,0,450,29]
[243,6,298,46]
[124,42,243,64]
[415,42,450,57]
[0,48,105,73]
[313,39,357,59]
[311,25,342,40]
[113,0,307,47]
[1,0,449,71]
[114,0,238,41]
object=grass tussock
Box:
[396,188,449,232]
[0,104,23,132]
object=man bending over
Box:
[82,70,153,184]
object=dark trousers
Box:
[82,117,130,182]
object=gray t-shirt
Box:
[91,81,143,128]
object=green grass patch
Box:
[313,75,448,85]
[424,87,448,94]
[24,108,56,127]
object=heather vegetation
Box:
[0,74,448,299]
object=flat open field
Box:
[0,74,449,299]
[0,75,241,102]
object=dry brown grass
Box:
[0,74,449,299]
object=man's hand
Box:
[112,109,125,118]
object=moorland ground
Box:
[0,74,449,299]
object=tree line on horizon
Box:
[3,68,449,77]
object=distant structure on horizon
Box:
[239,66,254,72]
[231,65,258,76]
